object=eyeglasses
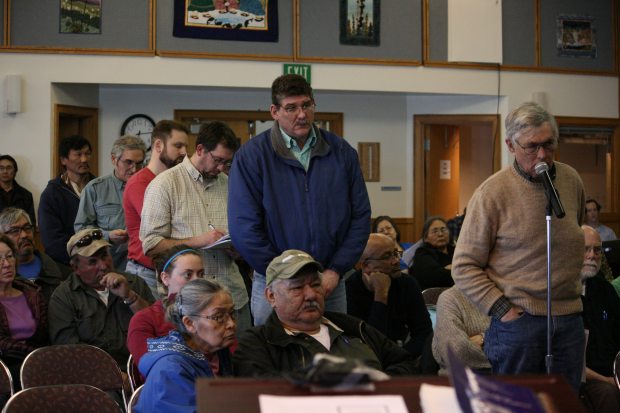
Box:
[514,139,557,155]
[74,230,104,249]
[585,246,603,256]
[279,102,316,116]
[4,224,34,236]
[207,151,233,169]
[190,310,236,325]
[0,253,15,263]
[366,250,402,262]
[0,166,15,172]
[119,158,144,170]
[429,227,449,236]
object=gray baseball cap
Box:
[266,250,323,286]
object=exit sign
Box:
[283,64,311,83]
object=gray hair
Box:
[505,102,558,145]
[0,207,31,231]
[110,135,146,159]
[166,279,227,334]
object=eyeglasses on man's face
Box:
[278,101,316,116]
[366,250,402,262]
[4,224,34,236]
[0,166,15,172]
[118,158,144,170]
[207,151,233,169]
[514,139,557,155]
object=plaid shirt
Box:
[140,157,247,309]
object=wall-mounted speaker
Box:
[3,75,22,114]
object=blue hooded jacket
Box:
[134,330,232,413]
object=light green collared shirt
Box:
[280,127,317,171]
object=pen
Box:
[208,223,215,231]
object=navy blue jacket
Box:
[228,123,371,275]
[38,174,94,265]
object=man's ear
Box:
[270,104,279,120]
[505,138,516,154]
[265,286,277,308]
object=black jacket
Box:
[410,243,455,291]
[0,181,36,226]
[233,311,417,378]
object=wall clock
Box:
[120,114,156,150]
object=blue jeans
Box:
[250,271,347,326]
[485,312,585,392]
[125,260,158,300]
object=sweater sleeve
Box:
[432,288,490,373]
[452,187,505,316]
[361,321,417,376]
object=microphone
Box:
[535,162,565,218]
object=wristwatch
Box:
[123,291,138,305]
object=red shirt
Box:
[123,167,156,269]
[126,300,174,367]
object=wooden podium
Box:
[197,375,586,413]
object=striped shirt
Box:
[140,156,248,309]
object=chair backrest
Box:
[127,384,144,413]
[20,344,127,407]
[126,354,143,393]
[2,384,121,413]
[422,287,448,306]
[613,350,620,390]
[0,360,14,399]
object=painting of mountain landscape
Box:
[60,0,102,34]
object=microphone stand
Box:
[545,200,553,375]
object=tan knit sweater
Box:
[453,161,585,316]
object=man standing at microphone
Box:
[453,102,585,391]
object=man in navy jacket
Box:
[228,74,371,325]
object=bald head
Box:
[362,233,395,262]
[581,225,602,281]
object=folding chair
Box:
[2,384,121,413]
[421,287,448,306]
[0,359,14,410]
[613,350,620,390]
[127,384,144,413]
[126,354,143,394]
[20,344,127,409]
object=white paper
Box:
[418,384,462,413]
[259,394,409,413]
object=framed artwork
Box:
[556,15,596,58]
[174,0,278,42]
[60,0,102,34]
[340,0,380,46]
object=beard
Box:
[580,259,600,281]
[159,151,183,169]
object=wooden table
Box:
[197,375,586,413]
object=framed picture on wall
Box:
[173,0,278,42]
[340,0,380,46]
[59,0,102,34]
[556,15,596,59]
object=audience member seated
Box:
[585,199,617,242]
[233,250,416,377]
[579,225,620,413]
[38,135,95,266]
[127,246,205,367]
[410,216,455,291]
[134,279,235,413]
[346,233,432,359]
[75,135,146,270]
[432,286,491,376]
[0,235,48,388]
[372,216,412,270]
[0,208,68,302]
[0,155,36,226]
[48,228,155,370]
